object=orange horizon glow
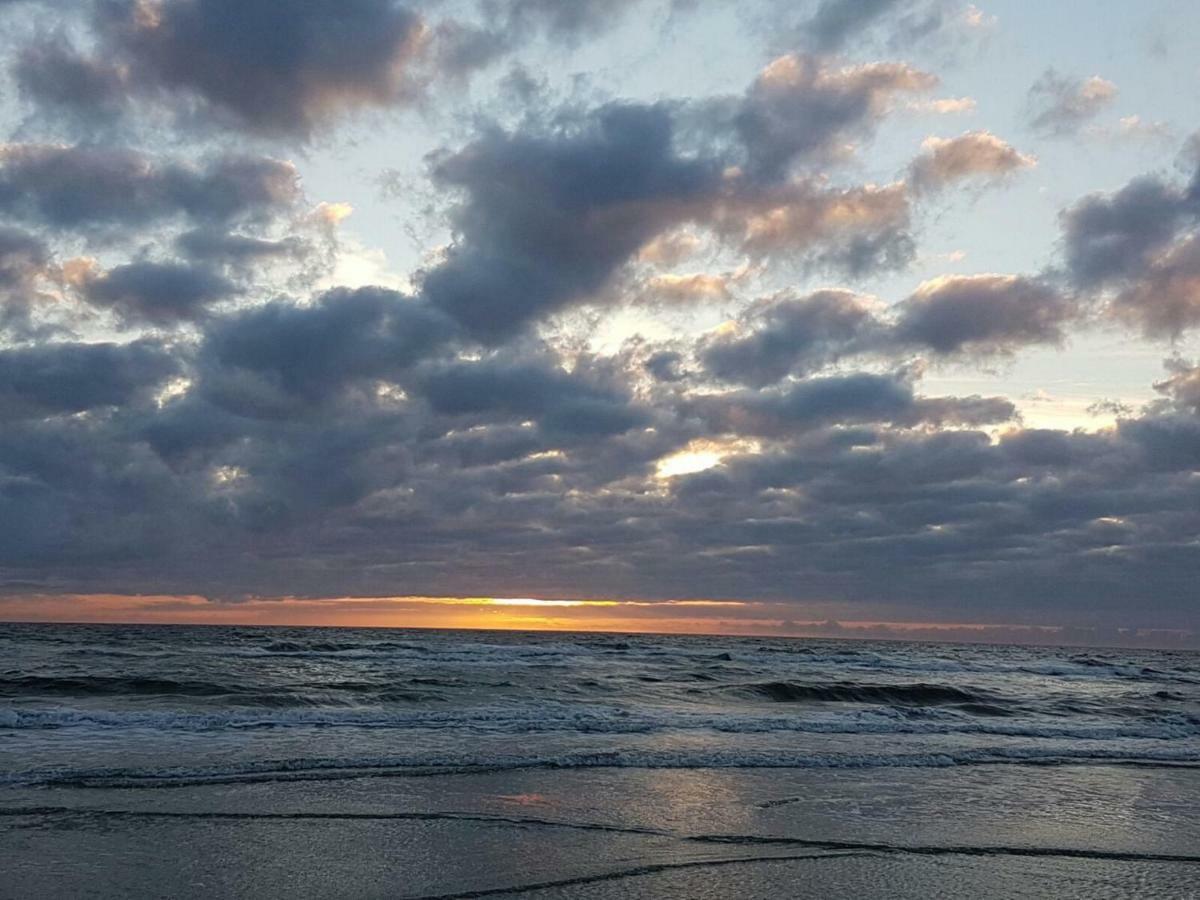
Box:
[0,592,1193,649]
[0,593,773,634]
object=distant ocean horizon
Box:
[0,615,1194,652]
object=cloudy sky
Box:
[0,0,1198,644]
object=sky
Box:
[0,0,1197,646]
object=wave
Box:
[0,675,250,699]
[745,681,991,706]
[6,744,1200,788]
[205,641,577,664]
[743,647,1200,684]
[258,639,435,655]
[4,703,1197,741]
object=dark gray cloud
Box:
[175,229,305,267]
[80,261,235,325]
[99,0,426,137]
[419,353,649,440]
[423,103,719,340]
[698,275,1079,386]
[0,339,177,421]
[692,371,1015,438]
[1057,152,1200,336]
[14,32,130,125]
[1060,175,1194,288]
[0,144,299,233]
[699,290,878,385]
[1027,69,1118,137]
[893,274,1077,355]
[198,286,457,417]
[644,349,685,382]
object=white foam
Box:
[3,703,1198,742]
[5,744,1200,788]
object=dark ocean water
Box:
[2,624,1198,787]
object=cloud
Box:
[498,0,644,39]
[692,370,1015,438]
[801,0,900,51]
[1026,69,1118,137]
[420,84,923,342]
[908,130,1035,193]
[429,19,510,79]
[1056,148,1200,336]
[7,0,672,137]
[639,272,732,305]
[99,0,427,138]
[0,227,48,293]
[712,179,915,273]
[419,354,649,440]
[1112,233,1200,337]
[0,339,177,421]
[734,54,936,180]
[12,0,660,129]
[1059,175,1194,287]
[699,289,879,385]
[1,296,1197,627]
[422,102,720,340]
[795,0,977,55]
[197,286,457,417]
[892,274,1077,355]
[1112,115,1174,143]
[0,144,300,233]
[1153,358,1200,415]
[175,229,305,267]
[0,227,53,336]
[644,349,685,382]
[77,260,236,325]
[911,96,976,115]
[695,273,1082,377]
[14,32,131,126]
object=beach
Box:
[5,763,1200,897]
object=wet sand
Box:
[4,763,1199,898]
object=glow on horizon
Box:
[0,593,755,630]
[0,593,1193,649]
[324,596,750,609]
[480,597,602,607]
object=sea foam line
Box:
[3,703,1197,741]
[5,745,1200,788]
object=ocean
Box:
[3,624,1199,897]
